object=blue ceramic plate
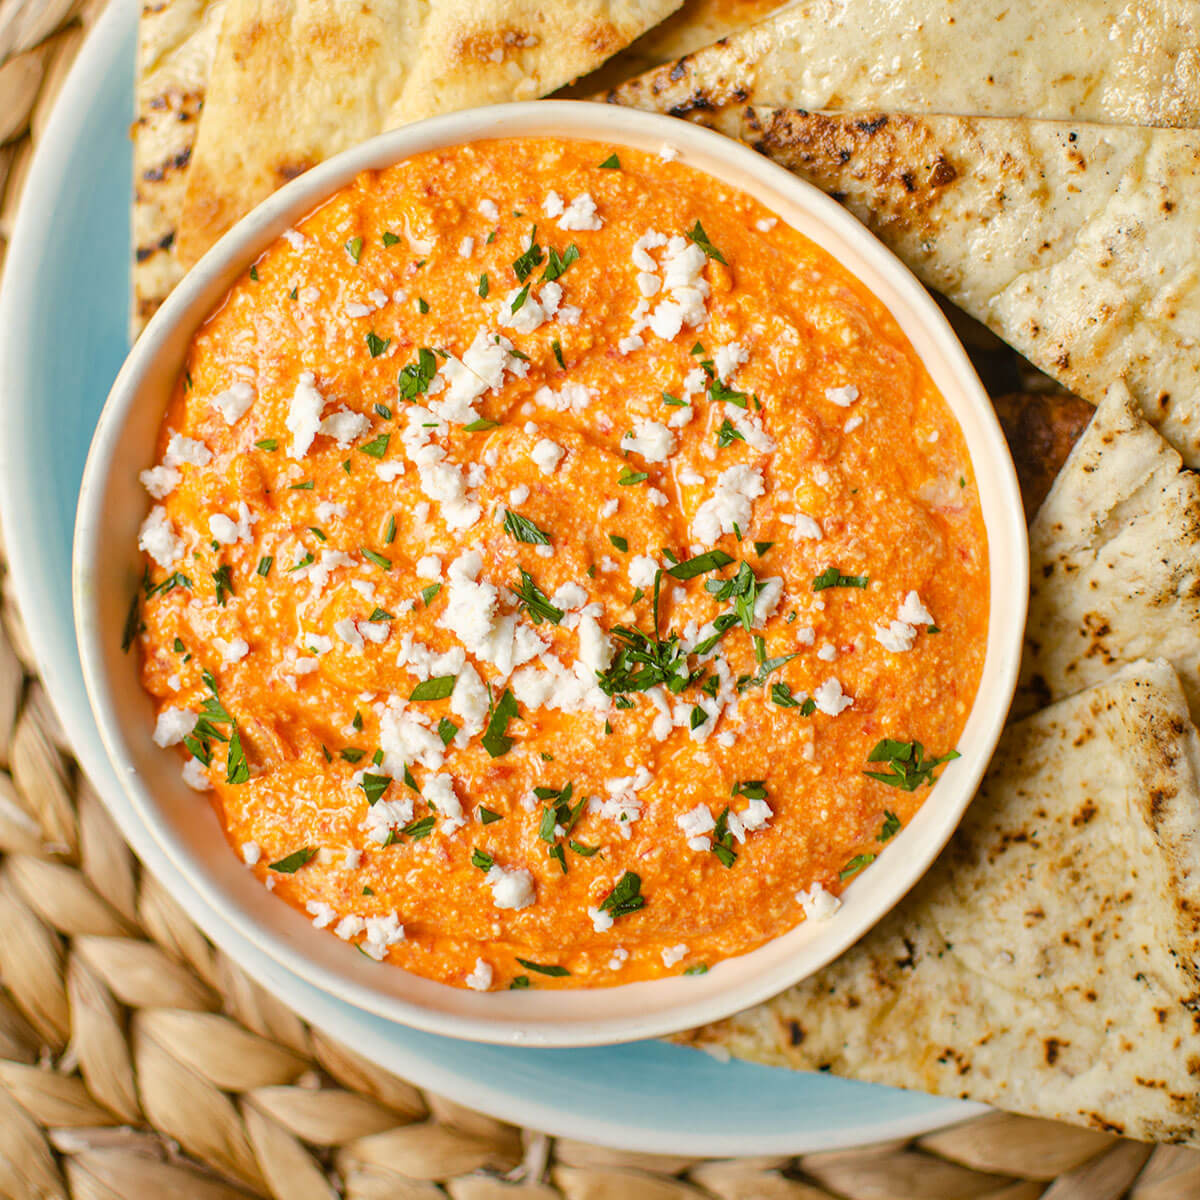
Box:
[0,0,983,1152]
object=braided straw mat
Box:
[2,2,1200,1198]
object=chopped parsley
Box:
[512,229,544,281]
[608,534,629,553]
[840,853,876,880]
[511,569,564,625]
[813,567,870,591]
[716,418,745,448]
[711,807,737,868]
[402,815,436,841]
[552,339,565,368]
[754,541,774,556]
[344,236,363,263]
[598,153,621,169]
[212,564,233,607]
[359,433,390,458]
[480,807,503,825]
[381,231,400,247]
[510,282,531,313]
[369,606,394,622]
[410,675,456,702]
[268,847,317,873]
[618,467,649,486]
[478,273,489,298]
[878,810,902,842]
[864,740,961,791]
[481,687,520,757]
[383,514,396,544]
[361,547,392,570]
[365,331,390,358]
[255,438,278,451]
[599,871,645,919]
[541,243,580,282]
[397,347,438,400]
[686,219,726,265]
[666,549,733,580]
[502,509,552,545]
[470,848,494,872]
[464,417,498,431]
[225,724,249,784]
[420,582,442,606]
[359,773,391,805]
[683,964,709,976]
[516,958,570,978]
[417,297,429,313]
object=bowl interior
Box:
[73,100,1027,1047]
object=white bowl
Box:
[73,100,1027,1047]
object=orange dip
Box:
[134,137,988,990]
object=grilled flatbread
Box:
[131,0,227,334]
[564,0,787,95]
[1020,382,1200,722]
[657,106,1200,466]
[174,0,683,267]
[606,0,1200,127]
[678,658,1200,1145]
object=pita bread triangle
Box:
[637,104,1200,467]
[174,0,683,267]
[1020,381,1200,722]
[606,0,1200,128]
[131,0,228,335]
[677,658,1200,1145]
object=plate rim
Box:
[0,0,988,1153]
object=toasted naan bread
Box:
[174,0,683,267]
[606,0,1200,127]
[131,0,227,334]
[1020,382,1200,723]
[678,659,1200,1145]
[653,106,1200,466]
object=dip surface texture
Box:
[135,137,988,989]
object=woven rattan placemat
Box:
[2,2,1199,1195]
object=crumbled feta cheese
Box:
[551,582,588,611]
[286,371,326,457]
[209,501,256,545]
[478,198,499,221]
[789,513,823,540]
[139,465,181,499]
[240,842,261,866]
[486,864,536,910]
[181,758,210,791]
[459,236,474,257]
[214,636,249,663]
[534,381,596,413]
[753,577,784,625]
[531,438,565,474]
[658,143,680,162]
[692,464,764,544]
[755,216,777,232]
[153,707,196,747]
[138,506,184,568]
[415,554,443,578]
[620,418,675,463]
[875,620,917,653]
[798,882,842,920]
[334,618,365,652]
[813,677,853,716]
[210,380,255,425]
[282,228,306,250]
[557,192,602,231]
[676,803,715,852]
[661,943,688,967]
[628,554,659,590]
[425,773,465,833]
[577,612,614,674]
[542,190,564,218]
[713,342,748,380]
[898,590,934,627]
[817,642,837,662]
[319,408,371,447]
[306,900,336,929]
[465,958,493,991]
[826,385,859,407]
[588,905,614,933]
[361,913,405,960]
[164,434,212,468]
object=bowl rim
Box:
[73,98,1028,1047]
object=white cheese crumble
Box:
[139,465,180,499]
[692,464,764,545]
[531,438,566,474]
[620,418,675,463]
[319,408,371,447]
[478,198,499,221]
[628,554,659,590]
[181,758,210,791]
[898,590,934,626]
[797,883,841,920]
[661,944,688,967]
[459,236,474,257]
[138,507,184,568]
[286,371,326,457]
[676,803,715,852]
[213,636,249,663]
[210,380,255,425]
[588,905,614,933]
[875,620,917,653]
[465,958,493,991]
[486,865,536,910]
[826,385,859,407]
[153,707,196,747]
[208,501,257,545]
[164,434,212,468]
[240,842,261,866]
[813,677,853,716]
[556,192,602,231]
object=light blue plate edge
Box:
[0,0,984,1154]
